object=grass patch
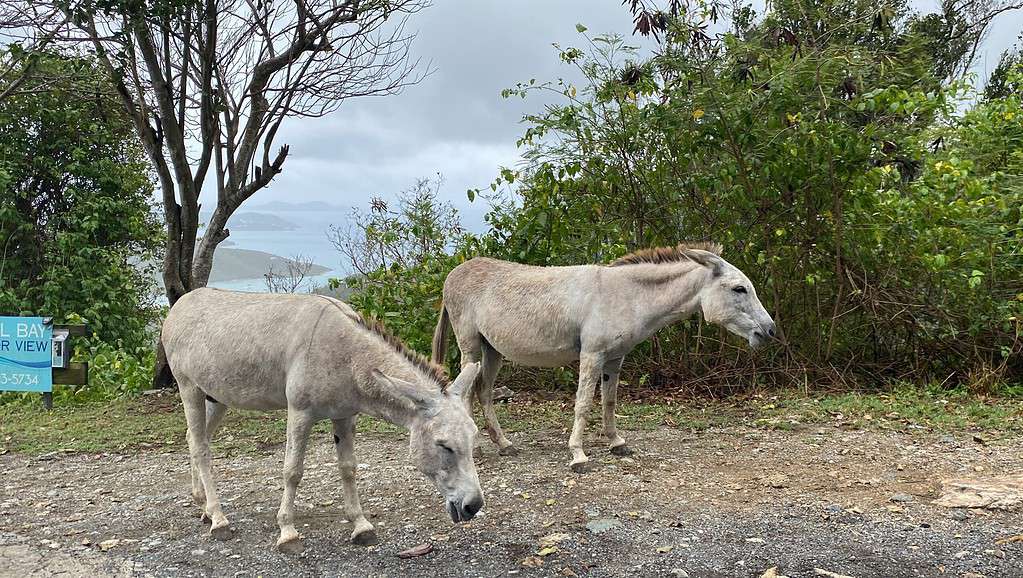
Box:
[2,386,1021,456]
[750,387,1023,432]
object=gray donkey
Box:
[432,242,776,472]
[163,288,483,552]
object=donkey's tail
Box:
[431,301,451,365]
[152,338,176,390]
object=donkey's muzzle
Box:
[461,495,483,520]
[447,495,484,523]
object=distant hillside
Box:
[209,248,329,282]
[250,200,348,212]
[199,211,299,231]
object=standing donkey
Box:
[432,242,776,472]
[163,288,484,552]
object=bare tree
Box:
[4,0,427,385]
[263,253,315,293]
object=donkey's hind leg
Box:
[600,357,631,456]
[478,342,516,456]
[179,380,230,539]
[191,399,228,511]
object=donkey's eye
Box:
[437,443,455,454]
[732,286,748,294]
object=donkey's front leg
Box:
[331,417,378,546]
[568,352,605,472]
[276,408,314,553]
[600,357,631,456]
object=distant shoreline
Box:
[150,248,331,286]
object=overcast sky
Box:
[255,0,1021,228]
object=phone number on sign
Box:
[0,373,40,386]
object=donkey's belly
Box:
[489,342,579,368]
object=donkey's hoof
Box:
[609,444,634,457]
[209,522,232,541]
[275,535,304,554]
[351,528,379,546]
[569,459,593,473]
[498,444,520,457]
[199,511,211,524]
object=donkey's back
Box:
[440,257,599,367]
[162,288,355,411]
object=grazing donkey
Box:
[432,242,776,472]
[162,288,484,552]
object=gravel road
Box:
[1,422,1021,577]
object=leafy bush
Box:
[0,50,161,405]
[329,177,478,355]
[464,2,1022,389]
[0,50,162,351]
[335,2,1020,393]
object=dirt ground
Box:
[1,417,1022,578]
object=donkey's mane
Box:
[319,297,449,387]
[609,241,723,267]
[355,315,450,386]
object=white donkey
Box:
[432,242,776,472]
[163,288,483,552]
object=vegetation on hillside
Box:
[0,50,163,404]
[341,0,1023,392]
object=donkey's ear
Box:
[446,362,481,399]
[372,369,434,409]
[686,249,724,277]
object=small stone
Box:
[764,473,789,489]
[191,549,207,556]
[98,539,120,552]
[949,510,970,521]
[585,519,621,535]
[521,556,543,568]
[670,570,690,577]
[890,493,915,503]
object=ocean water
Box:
[208,208,353,292]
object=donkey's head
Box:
[692,250,777,348]
[373,362,484,522]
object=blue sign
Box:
[0,316,53,392]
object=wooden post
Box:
[42,323,89,409]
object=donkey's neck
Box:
[357,395,420,429]
[352,370,433,430]
[606,261,709,329]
